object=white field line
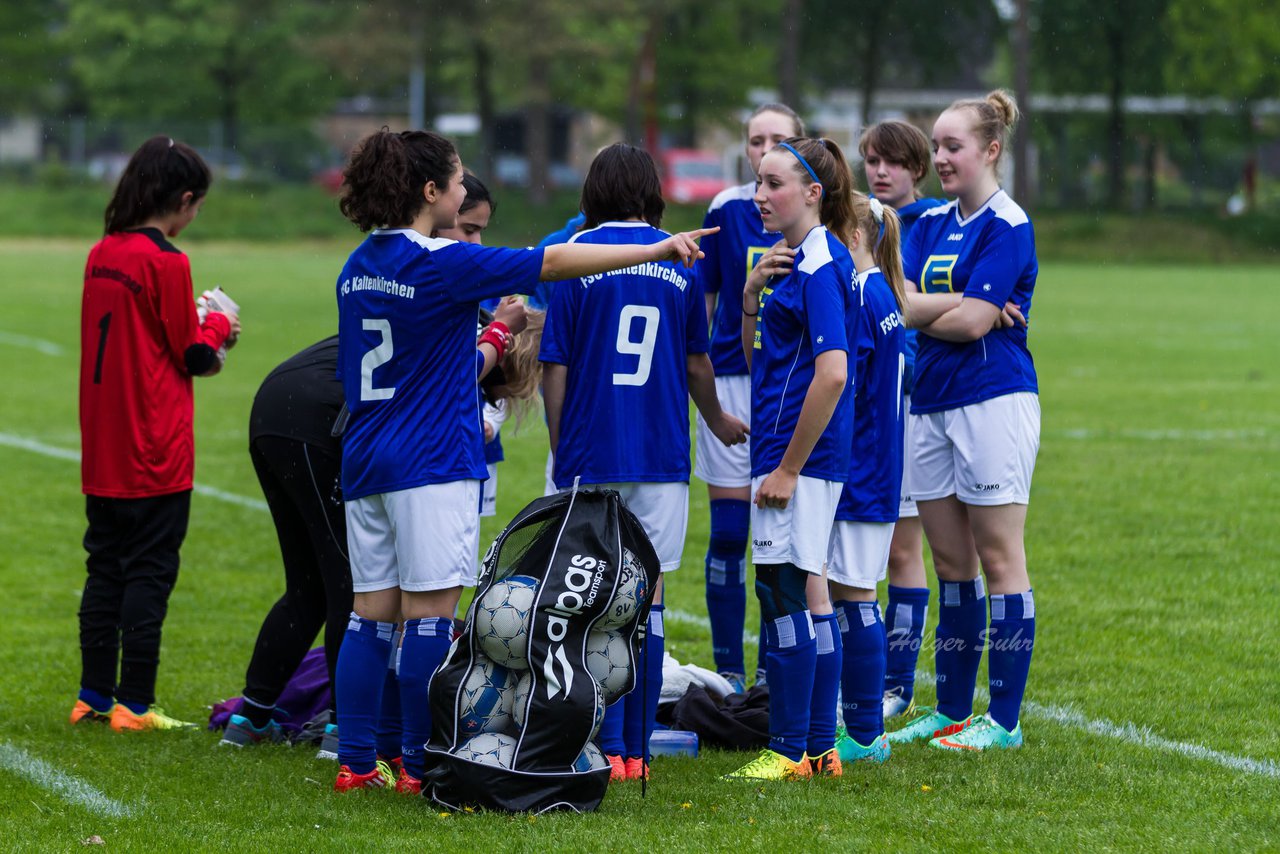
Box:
[6,431,1278,780]
[1053,427,1269,442]
[908,670,1280,779]
[0,741,134,817]
[0,432,268,512]
[0,331,65,356]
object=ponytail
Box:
[339,128,459,232]
[104,135,211,234]
[852,192,907,318]
[779,136,857,247]
[946,89,1020,179]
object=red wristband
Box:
[478,321,512,363]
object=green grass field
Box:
[1,239,1278,852]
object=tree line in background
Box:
[1,0,1276,210]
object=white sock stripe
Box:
[803,610,815,640]
[772,614,797,649]
[1022,589,1036,620]
[892,602,914,633]
[834,607,850,635]
[991,594,1007,621]
[974,576,986,599]
[649,609,665,638]
[859,602,879,627]
[814,618,835,654]
[942,582,960,607]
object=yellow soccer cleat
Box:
[109,704,198,732]
[722,748,813,782]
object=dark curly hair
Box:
[339,129,459,232]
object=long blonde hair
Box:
[490,309,545,428]
[851,192,906,318]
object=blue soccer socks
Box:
[335,613,395,774]
[763,610,817,762]
[935,578,987,723]
[623,605,665,761]
[807,612,843,757]
[375,630,402,761]
[986,589,1035,732]
[399,617,453,780]
[705,500,750,676]
[836,600,886,745]
[884,585,930,701]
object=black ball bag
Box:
[425,487,660,813]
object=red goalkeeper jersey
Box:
[79,229,230,498]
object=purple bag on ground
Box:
[208,647,333,738]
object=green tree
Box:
[0,0,66,113]
[802,0,999,126]
[1036,0,1170,209]
[1167,0,1280,210]
[64,0,343,154]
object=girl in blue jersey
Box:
[859,120,946,720]
[434,172,513,521]
[697,103,804,691]
[540,143,748,782]
[826,192,908,771]
[331,129,718,793]
[889,90,1038,752]
[724,137,857,782]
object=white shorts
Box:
[566,482,689,572]
[826,521,894,590]
[480,463,498,518]
[346,480,481,593]
[908,392,1040,506]
[750,474,841,574]
[898,393,919,519]
[694,374,752,488]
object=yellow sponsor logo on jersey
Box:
[746,246,771,280]
[752,285,773,350]
[921,254,959,294]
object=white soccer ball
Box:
[475,575,538,669]
[596,548,647,630]
[585,629,632,704]
[458,657,516,737]
[511,672,532,730]
[572,742,609,773]
[456,731,517,768]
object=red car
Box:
[660,149,729,204]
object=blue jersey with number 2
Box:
[336,228,543,500]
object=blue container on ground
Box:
[649,729,699,757]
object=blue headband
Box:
[777,142,824,198]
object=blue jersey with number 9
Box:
[336,228,543,500]
[539,222,708,488]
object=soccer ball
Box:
[456,731,517,768]
[572,742,609,773]
[475,575,538,669]
[585,629,632,704]
[458,657,516,737]
[511,672,532,730]
[596,548,647,630]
